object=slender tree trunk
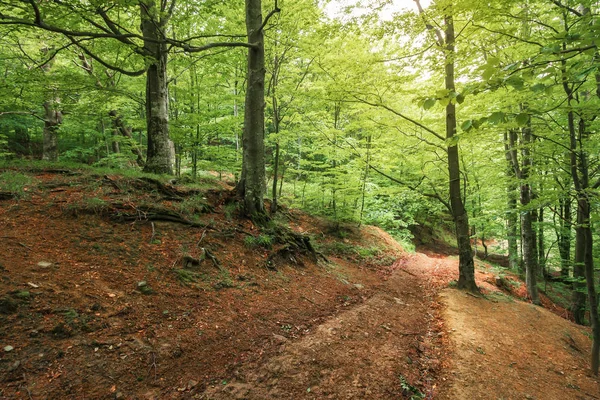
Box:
[237,0,267,219]
[558,195,572,277]
[42,99,61,161]
[519,119,540,305]
[443,12,477,292]
[538,207,545,275]
[270,55,281,214]
[140,1,173,175]
[504,131,520,270]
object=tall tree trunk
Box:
[504,132,520,271]
[538,207,545,275]
[140,1,173,175]
[558,195,572,277]
[568,111,599,372]
[237,0,268,219]
[42,99,61,161]
[519,120,540,305]
[443,12,477,292]
[270,55,281,214]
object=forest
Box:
[1,0,600,396]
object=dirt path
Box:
[203,251,600,400]
[202,252,445,399]
[438,289,600,400]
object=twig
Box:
[301,296,315,304]
[196,230,206,246]
[149,222,156,244]
[18,242,32,250]
[147,352,157,381]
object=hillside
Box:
[0,167,598,399]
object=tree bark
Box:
[519,118,540,305]
[504,132,520,270]
[443,12,477,292]
[558,194,572,277]
[237,0,271,219]
[140,0,173,175]
[42,99,61,161]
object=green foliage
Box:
[0,171,35,197]
[398,375,425,400]
[244,234,273,249]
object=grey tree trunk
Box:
[237,0,268,218]
[140,0,173,175]
[558,195,572,277]
[569,113,599,373]
[519,121,540,305]
[504,132,520,270]
[42,99,61,161]
[443,13,477,292]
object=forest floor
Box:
[0,166,599,399]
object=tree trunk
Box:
[519,121,540,305]
[443,12,477,292]
[271,141,280,214]
[42,99,61,161]
[558,195,572,277]
[237,0,267,219]
[538,207,545,275]
[140,1,173,175]
[504,132,520,271]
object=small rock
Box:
[29,330,39,338]
[4,345,14,352]
[272,334,289,343]
[187,380,198,390]
[37,261,53,268]
[136,281,153,295]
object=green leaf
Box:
[423,98,436,110]
[439,97,450,107]
[489,111,505,124]
[541,44,561,54]
[456,93,465,104]
[515,113,529,126]
[461,120,473,132]
[446,135,460,147]
[506,75,524,90]
[531,83,546,92]
[482,66,497,81]
[436,89,450,98]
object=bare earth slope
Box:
[439,289,599,400]
[1,169,599,399]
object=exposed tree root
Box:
[0,192,15,200]
[133,177,202,200]
[266,225,329,269]
[110,203,213,229]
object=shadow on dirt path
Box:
[202,252,446,399]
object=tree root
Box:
[0,192,15,200]
[266,225,329,269]
[110,203,213,229]
[132,177,202,200]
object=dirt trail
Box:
[202,252,445,399]
[439,290,600,400]
[203,251,600,400]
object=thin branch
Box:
[0,111,44,121]
[355,96,445,141]
[259,0,281,33]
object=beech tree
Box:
[0,0,252,174]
